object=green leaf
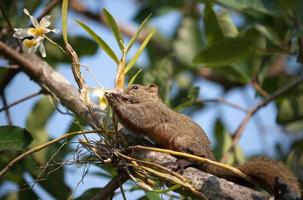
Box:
[173,87,201,112]
[126,14,152,54]
[144,191,162,200]
[125,28,156,74]
[0,67,9,82]
[94,163,117,177]
[213,0,284,16]
[213,120,244,164]
[153,184,181,193]
[142,56,173,103]
[277,95,303,124]
[193,37,254,66]
[62,0,69,44]
[173,15,203,66]
[128,69,142,85]
[280,0,303,22]
[133,1,185,22]
[45,36,98,64]
[26,96,55,162]
[204,3,225,45]
[24,1,41,15]
[216,10,239,38]
[0,126,33,151]
[65,118,87,133]
[76,20,119,64]
[103,9,125,51]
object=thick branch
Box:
[132,150,270,200]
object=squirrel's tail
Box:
[237,157,301,199]
[200,157,301,199]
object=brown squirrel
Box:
[105,84,302,199]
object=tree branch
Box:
[132,149,271,200]
[221,76,303,163]
[1,92,13,125]
[201,97,249,112]
[0,90,42,112]
[91,174,129,200]
[36,0,61,22]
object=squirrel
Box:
[105,83,302,199]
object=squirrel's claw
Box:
[105,92,129,105]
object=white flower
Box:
[22,37,46,57]
[13,8,59,57]
[92,88,108,110]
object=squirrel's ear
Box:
[148,84,158,94]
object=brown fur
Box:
[106,84,301,198]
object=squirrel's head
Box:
[122,84,161,103]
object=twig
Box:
[65,39,85,90]
[36,0,61,22]
[116,151,187,183]
[201,97,249,112]
[0,129,99,177]
[0,68,19,94]
[0,5,22,48]
[241,91,268,154]
[0,90,42,112]
[132,164,207,200]
[220,76,303,163]
[31,141,67,188]
[252,80,269,97]
[118,175,127,200]
[0,5,14,32]
[1,92,13,125]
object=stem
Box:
[1,92,13,125]
[0,129,100,177]
[0,90,42,112]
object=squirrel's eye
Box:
[131,85,138,90]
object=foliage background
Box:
[0,0,303,199]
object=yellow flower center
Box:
[23,39,38,48]
[99,96,108,109]
[28,27,46,37]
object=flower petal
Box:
[42,28,51,34]
[39,42,46,57]
[92,88,108,109]
[43,28,60,35]
[23,8,39,28]
[13,28,31,39]
[23,39,37,54]
[39,15,51,28]
[50,28,60,33]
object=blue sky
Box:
[0,0,293,199]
